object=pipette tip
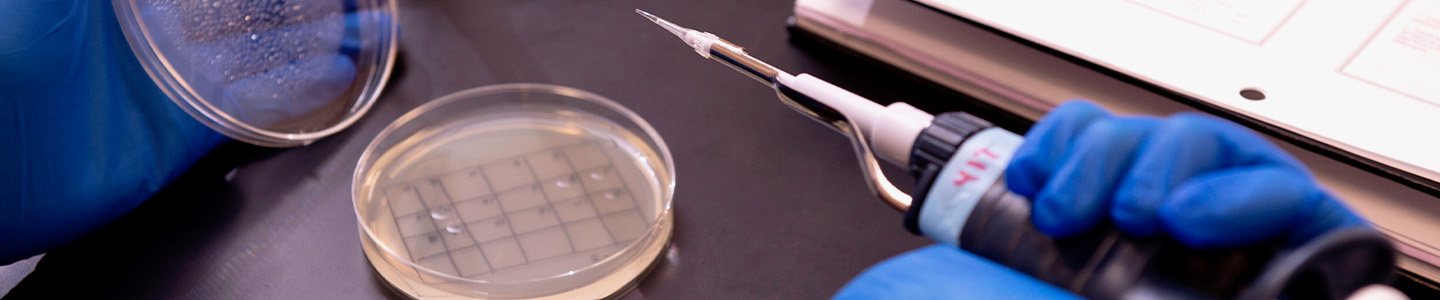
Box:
[635,9,688,40]
[635,9,658,22]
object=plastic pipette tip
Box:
[637,9,720,58]
[635,9,659,23]
[636,9,687,39]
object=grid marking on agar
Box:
[489,243,621,273]
[455,197,497,273]
[559,143,618,243]
[432,180,495,271]
[385,142,589,189]
[412,210,644,263]
[590,141,651,228]
[390,165,617,239]
[524,152,579,254]
[433,178,496,276]
[482,160,531,265]
[384,141,650,278]
[408,181,467,282]
[381,186,427,286]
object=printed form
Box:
[917,0,1440,177]
[1344,0,1440,105]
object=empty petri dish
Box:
[113,0,399,147]
[353,84,675,299]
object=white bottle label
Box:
[918,128,1025,247]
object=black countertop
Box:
[6,1,1016,298]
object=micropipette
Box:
[639,9,1396,300]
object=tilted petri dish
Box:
[113,0,399,147]
[353,84,675,299]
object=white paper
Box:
[1344,0,1440,106]
[797,0,875,27]
[917,0,1440,177]
[1129,0,1305,43]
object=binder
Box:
[792,0,1440,284]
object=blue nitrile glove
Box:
[835,100,1365,299]
[0,0,225,265]
[133,1,363,128]
[1006,100,1365,247]
[834,245,1081,299]
[0,0,369,265]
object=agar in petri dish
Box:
[354,84,674,299]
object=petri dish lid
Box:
[113,0,399,147]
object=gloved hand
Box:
[0,0,372,265]
[0,0,226,265]
[835,100,1366,299]
[135,0,363,128]
[1006,100,1364,247]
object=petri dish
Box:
[353,84,675,299]
[113,0,399,147]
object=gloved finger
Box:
[1033,116,1159,238]
[833,245,1081,300]
[1159,166,1365,248]
[1111,113,1304,236]
[219,53,356,126]
[1006,100,1112,198]
[338,10,395,57]
[136,3,389,128]
[213,11,394,128]
[137,3,348,84]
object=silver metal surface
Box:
[708,40,781,85]
[769,69,913,212]
[833,111,914,212]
